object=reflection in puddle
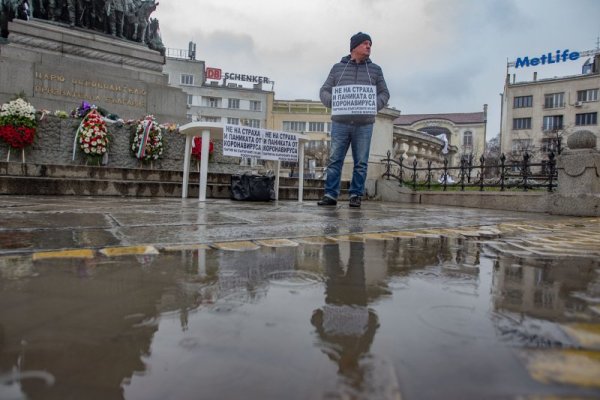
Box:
[266,270,323,287]
[0,236,598,399]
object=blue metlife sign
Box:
[514,49,580,68]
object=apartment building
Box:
[270,99,332,176]
[163,46,275,167]
[500,54,600,160]
[162,49,274,129]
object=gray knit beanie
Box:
[350,32,372,51]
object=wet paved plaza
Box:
[0,196,599,399]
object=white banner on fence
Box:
[331,84,377,116]
[222,124,301,162]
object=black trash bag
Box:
[230,172,275,201]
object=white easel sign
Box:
[222,124,262,158]
[331,84,377,116]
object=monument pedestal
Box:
[549,131,600,216]
[0,19,186,122]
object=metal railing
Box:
[165,48,196,60]
[381,151,558,192]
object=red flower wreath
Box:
[0,125,36,149]
[0,98,37,150]
[191,137,214,160]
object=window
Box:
[463,131,473,147]
[228,98,240,109]
[540,139,559,153]
[513,117,531,130]
[575,112,597,126]
[250,100,262,111]
[308,122,326,132]
[242,119,260,128]
[513,95,533,108]
[240,157,259,167]
[206,97,221,108]
[512,139,532,152]
[186,94,193,106]
[283,121,306,132]
[181,74,194,85]
[577,89,599,102]
[202,116,220,123]
[544,92,564,109]
[542,115,563,131]
[227,117,239,125]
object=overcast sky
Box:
[154,0,600,141]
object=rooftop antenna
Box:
[188,41,196,60]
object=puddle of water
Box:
[0,238,598,400]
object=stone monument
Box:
[549,130,600,216]
[0,2,185,123]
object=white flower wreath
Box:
[131,115,164,162]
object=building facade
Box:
[393,108,488,168]
[271,99,400,182]
[163,50,275,167]
[162,55,274,130]
[500,54,600,161]
[271,100,332,177]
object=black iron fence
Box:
[381,151,558,192]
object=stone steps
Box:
[0,162,347,200]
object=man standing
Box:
[76,0,94,28]
[47,0,75,26]
[318,32,389,208]
[107,0,131,37]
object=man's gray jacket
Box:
[320,55,390,125]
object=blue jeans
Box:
[323,122,373,199]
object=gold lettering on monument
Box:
[34,71,147,109]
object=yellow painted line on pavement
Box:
[161,244,211,252]
[413,232,443,238]
[524,349,600,389]
[329,234,366,242]
[100,246,159,257]
[295,236,339,245]
[33,249,95,260]
[254,239,299,248]
[211,241,260,251]
[561,323,600,349]
[380,231,420,239]
[361,233,398,241]
[416,228,461,237]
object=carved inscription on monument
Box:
[34,71,147,109]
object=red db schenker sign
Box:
[206,67,222,80]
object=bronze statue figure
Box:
[1,0,164,55]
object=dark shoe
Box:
[317,196,337,206]
[349,196,361,208]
